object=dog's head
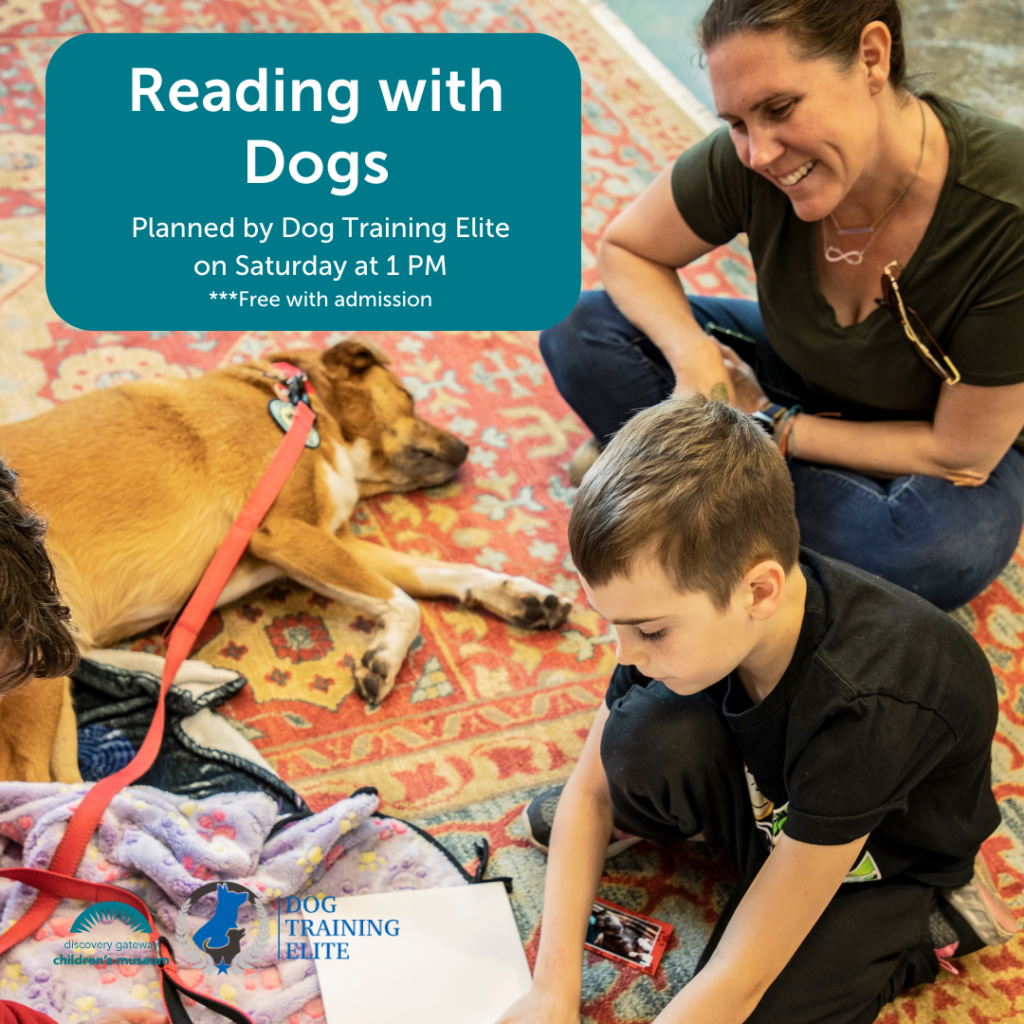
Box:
[277,340,469,496]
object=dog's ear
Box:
[321,339,391,376]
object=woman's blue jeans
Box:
[539,290,1024,611]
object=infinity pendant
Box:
[824,246,864,265]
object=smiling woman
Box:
[540,0,1024,611]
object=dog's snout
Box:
[415,423,468,467]
[444,436,469,466]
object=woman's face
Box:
[706,28,884,222]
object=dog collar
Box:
[267,361,320,448]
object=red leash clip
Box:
[271,361,317,405]
[267,362,320,449]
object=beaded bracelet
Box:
[775,405,803,459]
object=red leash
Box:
[0,365,316,1021]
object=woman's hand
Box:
[945,468,990,487]
[492,985,581,1024]
[715,342,768,414]
[93,1010,167,1024]
[668,331,737,404]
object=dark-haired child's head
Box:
[0,460,79,694]
[569,395,800,692]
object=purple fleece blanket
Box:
[0,784,467,1023]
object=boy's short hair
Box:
[569,395,800,609]
[0,459,79,692]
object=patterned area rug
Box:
[0,2,1021,1022]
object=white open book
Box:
[303,882,533,1024]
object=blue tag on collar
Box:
[268,399,320,448]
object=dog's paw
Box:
[510,591,573,630]
[349,591,421,706]
[353,646,393,705]
[474,576,572,630]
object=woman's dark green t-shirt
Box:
[671,93,1024,434]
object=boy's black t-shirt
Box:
[604,550,1000,888]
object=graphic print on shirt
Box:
[743,765,883,884]
[844,850,883,883]
[744,764,788,848]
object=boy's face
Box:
[580,559,761,695]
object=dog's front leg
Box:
[50,678,83,783]
[249,517,420,704]
[0,677,75,782]
[337,537,573,630]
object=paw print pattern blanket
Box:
[0,786,468,1023]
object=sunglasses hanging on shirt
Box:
[877,260,961,385]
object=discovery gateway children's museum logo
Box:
[56,902,169,969]
[174,881,270,975]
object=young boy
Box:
[499,396,1015,1024]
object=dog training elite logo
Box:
[175,881,270,975]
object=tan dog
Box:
[0,340,572,776]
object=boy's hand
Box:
[493,985,581,1024]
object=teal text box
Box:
[47,34,580,330]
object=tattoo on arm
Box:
[710,382,729,403]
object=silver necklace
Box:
[823,100,926,266]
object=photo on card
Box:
[584,898,673,976]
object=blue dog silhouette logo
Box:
[194,884,249,965]
[175,881,269,976]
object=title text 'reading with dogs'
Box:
[131,67,503,196]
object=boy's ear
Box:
[743,560,787,621]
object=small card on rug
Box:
[301,882,531,1024]
[585,897,673,975]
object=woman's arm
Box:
[598,167,737,401]
[719,343,1024,484]
[789,380,1024,485]
[604,166,1024,484]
